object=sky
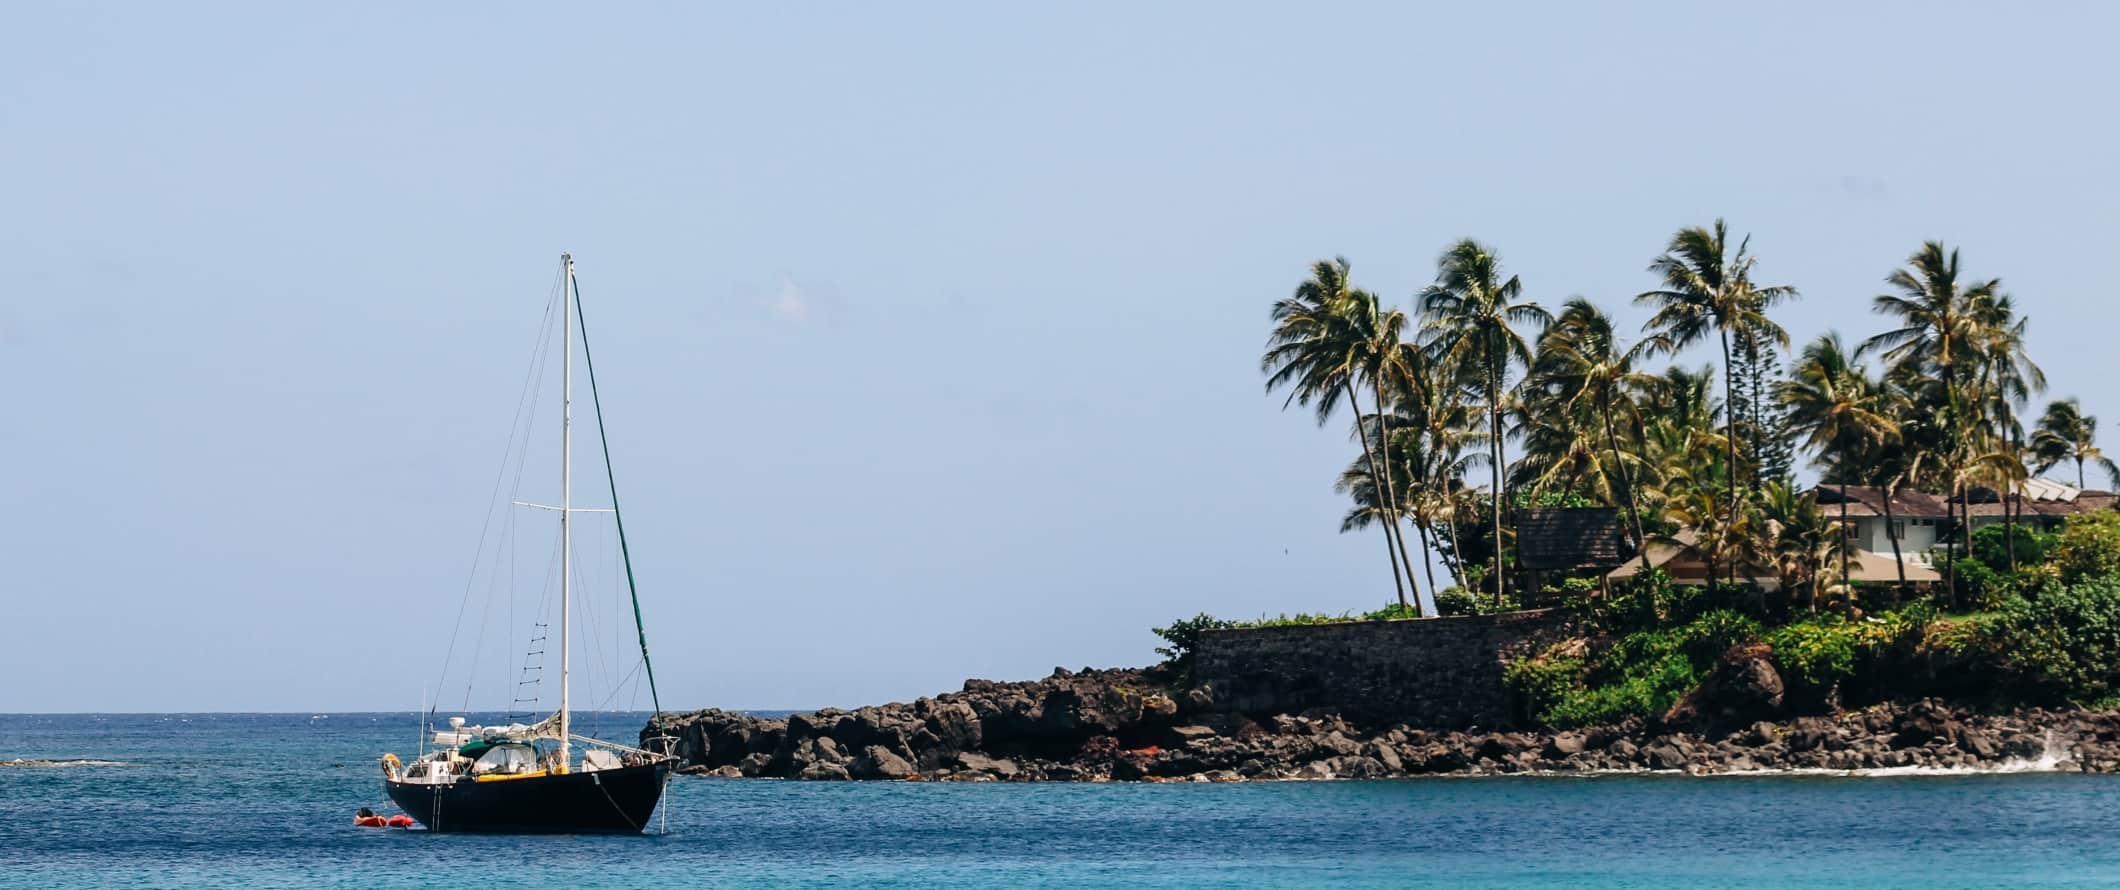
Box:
[3,2,2117,712]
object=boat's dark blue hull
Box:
[385,762,671,834]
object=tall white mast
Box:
[558,252,574,772]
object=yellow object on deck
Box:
[474,769,549,783]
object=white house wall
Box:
[1853,516,1939,561]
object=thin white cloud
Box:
[767,276,810,323]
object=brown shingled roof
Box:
[1514,507,1626,570]
[1812,486,1950,518]
[1817,483,2120,519]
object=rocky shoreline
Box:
[643,666,2120,782]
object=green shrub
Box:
[1768,607,1938,693]
[1972,524,2054,571]
[1435,585,1479,616]
[1541,652,1698,728]
[1435,584,1522,616]
[1506,610,1764,728]
[1361,602,1422,621]
[1951,558,2006,612]
[1920,612,1992,660]
[1151,613,1233,675]
[2052,512,2120,585]
[1503,645,1587,723]
[1674,609,1765,663]
[1769,618,1862,689]
[1986,575,2120,702]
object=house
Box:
[1816,479,2119,564]
[1959,478,2119,530]
[1812,486,1951,565]
[1604,529,1944,588]
[1600,477,2115,590]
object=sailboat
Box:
[381,254,675,833]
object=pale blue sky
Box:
[4,3,2117,711]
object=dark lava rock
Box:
[851,745,915,780]
[1644,742,1688,770]
[646,664,2118,783]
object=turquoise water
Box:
[6,713,2120,888]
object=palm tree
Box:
[1867,242,1991,385]
[1778,333,1896,606]
[2032,398,2118,489]
[1348,293,1426,599]
[1419,240,1550,607]
[1759,482,1843,613]
[1637,220,1797,585]
[1334,457,1416,606]
[1867,243,2014,604]
[1263,258,1413,608]
[1968,292,2044,557]
[1390,350,1484,596]
[1525,298,1659,568]
[1654,454,1752,592]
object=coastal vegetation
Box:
[1260,224,2115,615]
[1238,223,2120,726]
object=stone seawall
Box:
[1193,610,1575,728]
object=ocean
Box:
[4,712,2119,888]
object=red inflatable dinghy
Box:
[355,808,416,828]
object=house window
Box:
[1891,520,1908,539]
[1843,523,1859,541]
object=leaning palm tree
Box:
[1866,242,1999,599]
[1418,239,1550,607]
[1391,350,1485,595]
[1334,456,1421,612]
[2032,398,2118,489]
[1637,220,1797,585]
[1263,258,1412,607]
[1347,292,1426,594]
[1526,298,1659,568]
[1778,333,1896,603]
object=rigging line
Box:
[434,266,565,712]
[470,327,556,712]
[511,521,565,718]
[588,660,646,713]
[569,273,664,718]
[569,528,611,731]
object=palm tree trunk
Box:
[2079,456,2087,490]
[1415,521,1440,605]
[1720,327,1739,588]
[1373,378,1425,613]
[1489,368,1506,608]
[2005,485,2019,574]
[1946,478,1963,611]
[1375,523,1403,607]
[2007,427,2021,574]
[1439,512,1468,590]
[1838,480,1851,615]
[1881,479,1909,602]
[1599,390,1649,573]
[1343,383,1408,609]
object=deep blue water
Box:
[5,712,2120,888]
